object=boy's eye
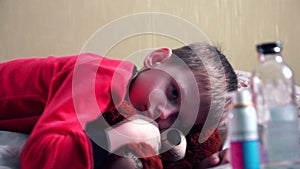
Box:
[171,86,178,99]
[168,85,179,102]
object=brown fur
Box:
[100,101,222,169]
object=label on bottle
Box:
[229,107,258,141]
[231,140,260,169]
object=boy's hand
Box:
[106,117,161,156]
[195,148,230,169]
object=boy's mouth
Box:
[142,105,162,120]
[137,105,151,118]
[140,110,154,119]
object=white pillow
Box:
[0,131,28,169]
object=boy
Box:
[0,42,237,169]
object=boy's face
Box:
[129,58,208,131]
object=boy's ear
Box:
[144,48,172,68]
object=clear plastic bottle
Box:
[250,41,300,168]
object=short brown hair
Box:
[171,42,238,132]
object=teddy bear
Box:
[99,100,223,169]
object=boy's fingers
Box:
[218,149,230,165]
[196,155,220,169]
[195,149,231,169]
[209,155,221,166]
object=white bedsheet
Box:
[0,70,299,169]
[0,131,28,169]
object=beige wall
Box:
[0,0,299,85]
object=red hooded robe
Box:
[0,53,135,169]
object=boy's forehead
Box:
[157,59,192,76]
[158,62,196,87]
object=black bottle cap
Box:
[256,41,282,54]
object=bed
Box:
[0,70,299,169]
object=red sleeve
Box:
[21,131,92,169]
[0,56,62,133]
[0,53,135,169]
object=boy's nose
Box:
[157,104,178,120]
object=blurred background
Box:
[0,0,299,84]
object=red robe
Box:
[0,53,135,169]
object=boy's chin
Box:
[139,110,153,119]
[127,114,156,125]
